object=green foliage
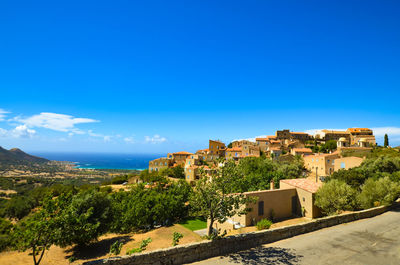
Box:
[358,177,400,209]
[0,218,13,251]
[12,195,65,265]
[4,195,34,220]
[126,237,152,254]
[126,247,142,254]
[221,157,305,193]
[140,237,152,249]
[256,219,272,230]
[318,140,337,153]
[109,240,123,256]
[172,232,183,246]
[178,217,207,231]
[384,134,389,147]
[315,179,358,215]
[190,168,254,237]
[110,180,192,233]
[56,190,113,247]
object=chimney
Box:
[270,180,275,190]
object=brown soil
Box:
[0,224,203,265]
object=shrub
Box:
[256,219,272,230]
[172,232,183,246]
[315,179,358,215]
[358,177,400,209]
[109,240,123,256]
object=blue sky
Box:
[1,0,400,153]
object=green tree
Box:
[358,177,400,209]
[56,190,113,247]
[315,179,358,215]
[12,195,66,265]
[4,196,34,220]
[384,134,389,147]
[190,169,253,237]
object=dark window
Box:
[258,201,264,216]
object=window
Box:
[188,161,191,165]
[316,159,319,162]
[165,162,167,166]
[327,159,330,163]
[258,201,264,216]
[187,175,190,179]
[191,155,194,159]
[235,153,238,157]
[312,158,314,162]
[341,162,346,169]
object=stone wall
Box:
[83,203,397,265]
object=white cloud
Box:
[124,137,135,144]
[15,112,98,133]
[145,134,167,144]
[11,125,36,138]
[103,136,111,142]
[371,127,400,137]
[0,109,10,121]
[0,128,7,137]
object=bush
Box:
[256,219,272,230]
[358,177,400,209]
[109,240,123,256]
[56,190,113,247]
[315,179,358,215]
[172,232,183,246]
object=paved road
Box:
[190,208,400,265]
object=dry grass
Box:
[0,224,203,265]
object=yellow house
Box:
[303,151,340,181]
[334,156,364,172]
[210,178,322,233]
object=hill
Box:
[0,146,49,164]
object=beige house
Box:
[303,151,340,181]
[167,151,193,166]
[315,130,351,143]
[347,128,376,146]
[149,157,174,172]
[255,138,269,152]
[210,178,322,233]
[209,140,226,157]
[334,156,364,172]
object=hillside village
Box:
[148,128,377,231]
[149,128,375,183]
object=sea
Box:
[31,152,164,170]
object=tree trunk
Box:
[208,218,214,237]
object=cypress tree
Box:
[384,134,389,147]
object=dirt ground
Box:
[0,224,203,265]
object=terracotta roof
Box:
[266,135,277,139]
[292,148,313,153]
[173,151,193,155]
[305,150,340,157]
[281,178,322,193]
[256,138,269,141]
[347,128,372,133]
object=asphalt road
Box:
[190,208,400,265]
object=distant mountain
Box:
[0,147,49,164]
